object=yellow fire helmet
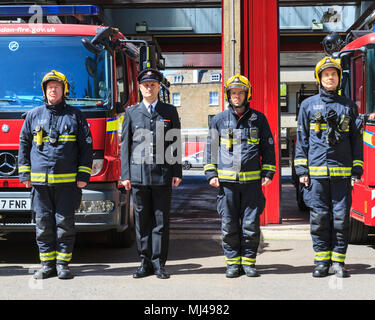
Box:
[314,56,342,86]
[224,73,252,102]
[41,70,70,99]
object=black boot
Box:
[312,264,329,278]
[56,264,74,279]
[33,265,57,280]
[226,265,241,278]
[242,265,259,277]
[332,263,349,278]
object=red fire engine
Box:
[338,30,375,243]
[0,5,164,247]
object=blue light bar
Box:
[0,5,100,16]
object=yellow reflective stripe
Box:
[238,171,261,181]
[56,251,72,262]
[247,138,260,145]
[353,160,364,167]
[294,158,307,166]
[47,173,77,183]
[225,256,241,265]
[241,257,256,265]
[31,172,46,182]
[331,251,346,263]
[309,123,327,130]
[58,135,76,142]
[19,165,31,173]
[220,137,232,148]
[329,167,352,177]
[309,166,328,176]
[204,164,217,171]
[78,166,92,174]
[40,251,56,261]
[314,251,331,261]
[218,169,237,180]
[262,164,276,172]
[106,118,119,133]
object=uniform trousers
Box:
[217,182,266,266]
[303,178,352,265]
[131,185,172,270]
[31,184,81,266]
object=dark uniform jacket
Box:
[294,88,363,179]
[120,101,182,185]
[204,103,276,183]
[18,102,93,185]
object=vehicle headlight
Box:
[76,200,114,213]
[91,159,104,176]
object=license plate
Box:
[0,198,31,211]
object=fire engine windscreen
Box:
[0,36,111,111]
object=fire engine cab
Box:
[0,5,163,247]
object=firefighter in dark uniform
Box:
[18,70,93,279]
[294,57,363,278]
[120,68,182,279]
[204,74,276,278]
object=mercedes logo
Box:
[2,124,9,133]
[0,152,17,176]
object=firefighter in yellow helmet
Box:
[18,70,93,279]
[294,57,364,278]
[204,74,276,278]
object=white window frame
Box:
[209,91,219,106]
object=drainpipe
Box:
[231,0,236,76]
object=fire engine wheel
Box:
[107,192,135,248]
[349,217,368,244]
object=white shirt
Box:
[143,99,158,114]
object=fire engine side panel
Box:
[240,0,280,225]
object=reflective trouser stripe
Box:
[241,256,256,266]
[331,251,346,263]
[78,166,92,175]
[40,251,56,262]
[314,251,331,262]
[56,251,72,262]
[225,256,241,265]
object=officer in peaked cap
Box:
[137,68,163,84]
[120,67,182,279]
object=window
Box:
[115,51,129,105]
[173,75,183,83]
[210,73,221,82]
[209,91,219,105]
[172,93,181,106]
